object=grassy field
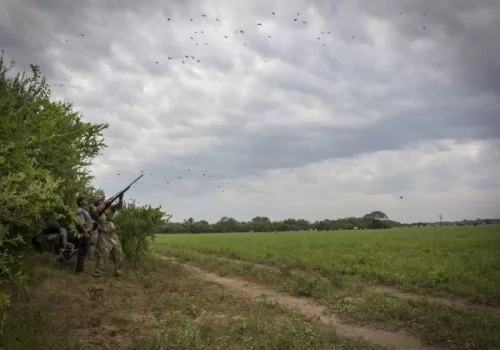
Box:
[154,225,500,349]
[0,254,374,350]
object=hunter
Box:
[91,194,124,277]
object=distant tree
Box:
[363,211,390,229]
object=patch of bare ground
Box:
[183,253,500,315]
[155,254,443,350]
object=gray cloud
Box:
[2,0,499,222]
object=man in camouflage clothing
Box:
[91,193,124,277]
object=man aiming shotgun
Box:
[91,174,143,277]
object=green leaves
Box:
[0,53,109,332]
[115,202,166,267]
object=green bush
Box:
[0,53,107,333]
[114,202,167,267]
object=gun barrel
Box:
[108,174,144,202]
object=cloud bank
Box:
[2,0,499,222]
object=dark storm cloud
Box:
[2,0,499,222]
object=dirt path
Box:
[183,253,500,315]
[155,254,444,350]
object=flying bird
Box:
[297,12,300,16]
[216,18,219,21]
[294,18,297,21]
[257,23,262,26]
[81,34,84,36]
[224,35,228,38]
[168,57,172,59]
[190,19,193,21]
[202,14,207,17]
[182,61,185,64]
[272,12,275,15]
[302,21,308,24]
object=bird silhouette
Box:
[216,18,219,21]
[257,23,262,26]
[302,21,308,24]
[202,14,207,17]
[168,57,172,59]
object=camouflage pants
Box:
[93,231,123,277]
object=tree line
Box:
[159,214,500,234]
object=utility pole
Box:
[437,214,443,226]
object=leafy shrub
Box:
[0,53,107,333]
[114,202,167,267]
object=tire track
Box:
[155,254,445,350]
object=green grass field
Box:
[154,225,500,349]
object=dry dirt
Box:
[155,254,445,350]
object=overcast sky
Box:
[2,0,499,223]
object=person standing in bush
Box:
[91,194,124,277]
[75,195,94,274]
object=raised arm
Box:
[110,194,124,211]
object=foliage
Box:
[160,212,399,233]
[114,202,167,267]
[159,213,499,234]
[0,53,107,333]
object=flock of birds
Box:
[52,9,431,90]
[116,168,405,204]
[49,8,429,202]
